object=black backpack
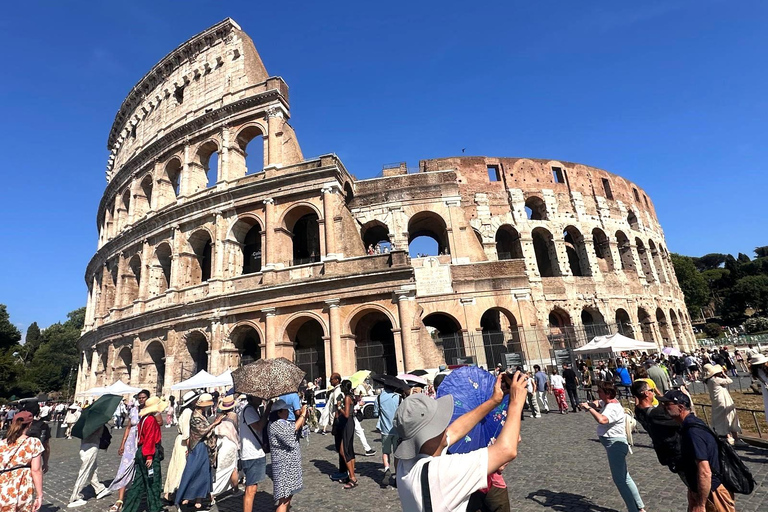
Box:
[684,423,755,495]
[98,426,112,451]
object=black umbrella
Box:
[409,369,428,376]
[372,374,410,392]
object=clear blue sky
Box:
[1,0,766,333]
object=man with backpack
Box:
[239,395,273,512]
[630,381,681,475]
[659,390,736,512]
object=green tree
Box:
[25,307,84,393]
[0,304,21,351]
[722,275,768,321]
[671,254,710,318]
[755,246,768,259]
[24,322,42,360]
[703,322,723,338]
[695,253,728,271]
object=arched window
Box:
[532,228,559,277]
[352,310,397,376]
[615,309,634,338]
[592,228,614,272]
[344,183,354,204]
[195,141,219,191]
[188,230,213,284]
[525,196,547,220]
[564,226,590,277]
[424,312,464,365]
[151,243,172,295]
[243,224,262,274]
[124,255,141,303]
[139,175,153,216]
[548,308,574,348]
[292,214,321,265]
[635,238,655,283]
[656,308,670,344]
[165,159,182,199]
[231,325,261,366]
[495,225,523,260]
[649,240,667,283]
[637,307,654,342]
[615,231,635,271]
[408,212,450,257]
[185,332,208,374]
[627,211,639,230]
[287,318,326,382]
[670,309,683,345]
[581,308,609,340]
[236,126,265,176]
[480,308,520,369]
[120,190,131,229]
[117,347,132,381]
[361,220,391,254]
[144,341,165,395]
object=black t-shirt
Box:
[562,368,579,389]
[634,405,681,470]
[681,415,721,493]
[26,419,51,445]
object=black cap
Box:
[658,389,691,409]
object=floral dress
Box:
[0,436,43,512]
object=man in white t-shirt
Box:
[394,372,528,512]
[239,396,272,512]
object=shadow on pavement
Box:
[527,489,620,511]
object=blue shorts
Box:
[242,457,267,486]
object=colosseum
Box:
[76,18,695,396]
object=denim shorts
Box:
[242,457,267,486]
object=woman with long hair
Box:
[334,379,358,488]
[0,412,44,512]
[268,399,308,512]
[175,393,223,510]
[211,396,240,498]
[163,391,198,502]
[703,364,742,444]
[581,381,646,512]
[106,398,140,512]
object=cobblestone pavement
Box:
[41,408,767,512]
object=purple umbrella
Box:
[436,366,509,454]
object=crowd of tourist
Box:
[0,343,766,512]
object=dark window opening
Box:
[130,125,136,139]
[633,188,640,201]
[644,194,649,208]
[200,241,212,282]
[292,214,321,265]
[487,165,501,182]
[242,225,262,274]
[601,178,613,200]
[552,166,565,184]
[174,86,185,104]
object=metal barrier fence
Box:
[697,333,768,347]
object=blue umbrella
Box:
[436,366,509,454]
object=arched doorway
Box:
[231,325,262,366]
[548,308,574,348]
[423,312,464,365]
[592,228,614,272]
[564,226,590,277]
[656,308,671,345]
[408,212,450,257]
[285,207,321,265]
[117,346,132,382]
[637,308,655,343]
[288,318,326,382]
[361,221,391,254]
[532,228,559,277]
[145,341,165,395]
[242,224,262,274]
[581,308,609,342]
[615,309,635,338]
[495,225,523,260]
[352,310,397,375]
[185,332,209,376]
[480,308,521,369]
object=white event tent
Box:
[171,370,226,390]
[573,333,658,355]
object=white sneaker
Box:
[96,488,112,500]
[68,500,87,508]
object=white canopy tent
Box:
[77,387,107,397]
[573,333,658,355]
[171,370,221,390]
[102,380,142,395]
[215,370,234,387]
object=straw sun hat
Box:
[197,393,214,407]
[139,396,169,417]
[701,364,724,380]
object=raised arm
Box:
[445,374,505,444]
[486,372,527,474]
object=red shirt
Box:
[138,414,161,460]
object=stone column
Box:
[163,354,175,396]
[321,186,339,260]
[396,290,416,371]
[263,199,275,269]
[138,240,151,302]
[169,225,182,291]
[326,299,343,374]
[130,340,142,388]
[210,317,223,374]
[553,239,571,277]
[112,254,126,311]
[90,350,99,390]
[266,107,283,167]
[262,308,277,358]
[445,199,461,262]
[219,125,230,184]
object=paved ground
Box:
[40,405,768,512]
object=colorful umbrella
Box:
[372,374,410,392]
[348,370,371,389]
[232,357,306,399]
[662,346,682,357]
[398,373,428,387]
[72,393,122,439]
[436,366,509,454]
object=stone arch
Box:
[548,307,574,348]
[423,312,464,365]
[592,228,614,272]
[627,211,639,230]
[144,340,166,395]
[637,307,654,342]
[229,216,264,275]
[480,307,521,368]
[495,225,523,260]
[150,242,172,296]
[669,309,682,345]
[656,308,671,344]
[196,139,220,189]
[188,229,213,284]
[581,306,609,340]
[229,322,263,366]
[635,238,655,283]
[163,157,182,202]
[360,220,391,253]
[649,240,667,283]
[120,190,131,230]
[615,231,635,271]
[564,226,591,277]
[282,315,327,383]
[282,204,322,265]
[184,330,209,376]
[615,308,635,338]
[525,196,547,220]
[115,346,133,382]
[408,211,450,257]
[349,308,397,376]
[138,173,153,216]
[235,124,266,177]
[532,227,560,277]
[123,254,142,304]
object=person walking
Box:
[630,381,682,474]
[121,396,167,512]
[533,365,550,413]
[106,399,139,512]
[750,353,768,420]
[660,390,736,512]
[269,400,308,512]
[175,393,223,509]
[165,396,177,428]
[318,373,342,435]
[19,403,51,476]
[63,405,81,440]
[526,370,541,418]
[212,396,240,498]
[647,358,672,394]
[581,381,646,512]
[163,391,198,501]
[0,411,44,512]
[239,396,272,512]
[374,385,402,487]
[703,364,742,445]
[562,363,580,413]
[67,418,111,507]
[550,369,568,414]
[334,380,359,489]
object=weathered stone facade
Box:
[77,19,694,396]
